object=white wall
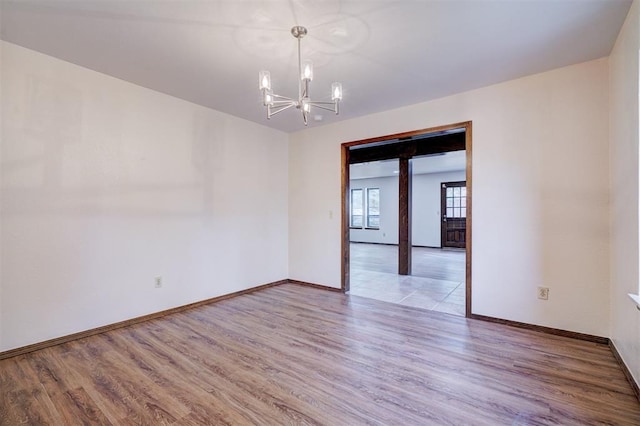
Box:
[412,170,466,247]
[290,58,610,337]
[0,42,289,351]
[609,0,639,387]
[349,170,466,247]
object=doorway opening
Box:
[341,122,472,317]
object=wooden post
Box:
[398,156,412,275]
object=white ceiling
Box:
[0,0,631,133]
[350,150,466,180]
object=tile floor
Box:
[348,243,466,316]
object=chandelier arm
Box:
[308,101,337,106]
[308,102,340,114]
[270,100,296,107]
[268,103,296,117]
[270,93,294,101]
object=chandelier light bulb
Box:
[302,98,311,113]
[301,60,313,81]
[259,70,271,90]
[263,89,274,106]
[332,82,343,101]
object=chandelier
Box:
[259,26,342,126]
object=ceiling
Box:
[350,150,466,180]
[0,0,632,133]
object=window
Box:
[350,189,363,228]
[445,185,467,218]
[350,187,381,229]
[366,188,380,228]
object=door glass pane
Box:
[447,208,453,217]
[461,208,467,218]
[454,198,461,207]
[461,187,467,197]
[446,187,453,197]
[446,198,453,207]
[461,198,467,207]
[453,187,460,197]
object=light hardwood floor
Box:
[349,243,466,316]
[1,284,638,424]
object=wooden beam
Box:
[348,132,465,164]
[398,157,412,275]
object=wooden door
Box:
[441,181,467,248]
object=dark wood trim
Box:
[464,122,472,318]
[349,133,465,164]
[440,182,446,248]
[288,279,344,292]
[469,313,609,345]
[0,279,288,361]
[342,121,471,148]
[609,339,640,401]
[398,157,412,275]
[341,145,351,292]
[341,121,473,317]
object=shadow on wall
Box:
[0,75,239,219]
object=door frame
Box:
[341,121,473,318]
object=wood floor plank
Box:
[1,283,638,425]
[0,357,60,425]
[175,307,409,424]
[103,330,241,425]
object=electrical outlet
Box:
[537,287,549,300]
[155,276,162,288]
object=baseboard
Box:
[349,241,397,246]
[349,242,444,249]
[471,313,639,402]
[469,313,609,344]
[1,280,629,399]
[0,279,288,361]
[287,279,344,292]
[609,339,640,401]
